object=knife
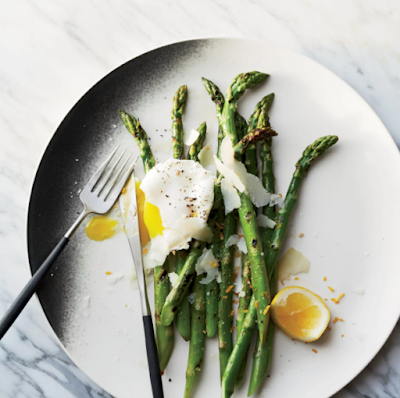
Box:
[119,173,164,398]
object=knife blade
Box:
[119,171,164,397]
[119,173,150,316]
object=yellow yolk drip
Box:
[143,199,164,238]
[274,292,322,338]
[85,216,118,241]
[136,181,151,247]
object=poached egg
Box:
[121,158,215,269]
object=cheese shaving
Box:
[143,218,213,269]
[225,234,240,248]
[198,144,215,171]
[216,137,271,207]
[256,214,276,229]
[237,237,248,254]
[269,193,284,207]
[245,173,271,207]
[184,129,200,146]
[196,248,221,285]
[221,178,241,214]
[278,247,310,282]
[214,156,245,192]
[168,272,179,288]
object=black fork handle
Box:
[0,237,69,339]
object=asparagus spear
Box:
[235,112,248,142]
[175,249,191,341]
[202,78,225,338]
[218,211,236,378]
[202,77,225,158]
[119,110,174,372]
[206,193,221,338]
[235,94,275,387]
[248,277,276,396]
[233,127,277,158]
[221,72,269,148]
[221,135,339,398]
[234,111,252,353]
[222,296,258,398]
[218,121,273,376]
[176,123,208,364]
[237,191,271,346]
[175,121,207,341]
[221,72,271,345]
[171,86,193,341]
[154,256,175,372]
[161,187,222,327]
[202,76,270,373]
[217,110,242,378]
[205,177,223,339]
[241,89,275,173]
[184,274,206,398]
[202,77,239,375]
[235,255,251,343]
[119,111,156,172]
[268,136,339,264]
[201,78,224,119]
[188,122,207,161]
[161,241,205,326]
[248,101,278,395]
[171,85,187,160]
[233,111,253,388]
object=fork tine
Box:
[105,160,136,203]
[95,148,127,195]
[84,145,120,192]
[100,152,132,199]
[112,152,133,185]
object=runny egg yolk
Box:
[143,200,164,239]
[135,181,151,247]
[85,216,118,241]
[85,181,157,245]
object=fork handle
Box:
[0,237,69,339]
[143,315,164,398]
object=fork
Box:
[0,146,135,339]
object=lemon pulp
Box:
[274,292,322,338]
[271,286,330,342]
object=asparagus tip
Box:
[119,109,128,118]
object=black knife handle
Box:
[143,315,164,398]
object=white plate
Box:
[28,38,400,398]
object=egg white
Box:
[137,158,215,268]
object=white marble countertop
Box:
[1,1,399,397]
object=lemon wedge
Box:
[271,286,330,342]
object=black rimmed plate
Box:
[28,38,400,398]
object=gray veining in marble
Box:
[1,0,399,397]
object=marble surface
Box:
[0,0,399,397]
